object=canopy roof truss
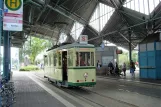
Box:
[10,0,161,50]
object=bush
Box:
[19,65,39,71]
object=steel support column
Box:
[0,0,2,74]
[3,31,10,81]
[128,30,132,62]
[0,0,2,106]
[8,32,11,80]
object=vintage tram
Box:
[44,42,96,87]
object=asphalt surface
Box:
[12,71,161,107]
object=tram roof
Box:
[47,43,95,52]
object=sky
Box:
[0,46,19,59]
[124,0,160,15]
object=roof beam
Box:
[70,0,79,13]
[73,0,93,13]
[27,0,88,25]
[152,4,161,19]
[98,0,114,8]
[59,0,70,6]
[88,16,161,41]
[47,4,87,25]
[35,5,47,23]
[118,0,123,6]
[109,0,118,9]
[118,32,135,47]
[119,10,145,21]
[87,2,99,22]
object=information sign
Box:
[79,35,88,44]
[3,0,23,31]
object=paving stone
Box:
[12,72,65,107]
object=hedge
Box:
[19,65,39,71]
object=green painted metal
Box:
[68,82,96,86]
[47,43,95,52]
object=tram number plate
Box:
[79,80,84,82]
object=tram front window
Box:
[76,52,93,66]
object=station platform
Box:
[97,69,161,85]
[12,72,66,107]
[11,71,161,107]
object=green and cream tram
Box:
[44,43,96,87]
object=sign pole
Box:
[0,0,3,74]
[3,31,9,81]
[8,32,11,80]
[2,0,23,80]
[0,0,2,106]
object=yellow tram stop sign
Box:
[5,0,22,11]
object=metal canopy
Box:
[11,0,161,50]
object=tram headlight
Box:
[84,73,88,79]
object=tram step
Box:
[61,81,68,87]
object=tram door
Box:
[62,51,67,81]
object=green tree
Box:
[20,36,52,64]
[132,51,138,62]
[19,48,24,63]
[118,51,138,69]
[118,52,128,65]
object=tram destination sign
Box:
[3,0,23,31]
[79,35,88,44]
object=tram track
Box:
[61,88,106,107]
[64,86,138,107]
[63,87,138,107]
[79,87,138,107]
[31,73,104,107]
[32,73,138,107]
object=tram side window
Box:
[76,52,90,66]
[49,54,51,66]
[58,52,62,66]
[44,56,48,66]
[68,50,73,66]
[91,52,94,66]
[76,52,79,66]
[54,54,57,66]
[50,54,53,66]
